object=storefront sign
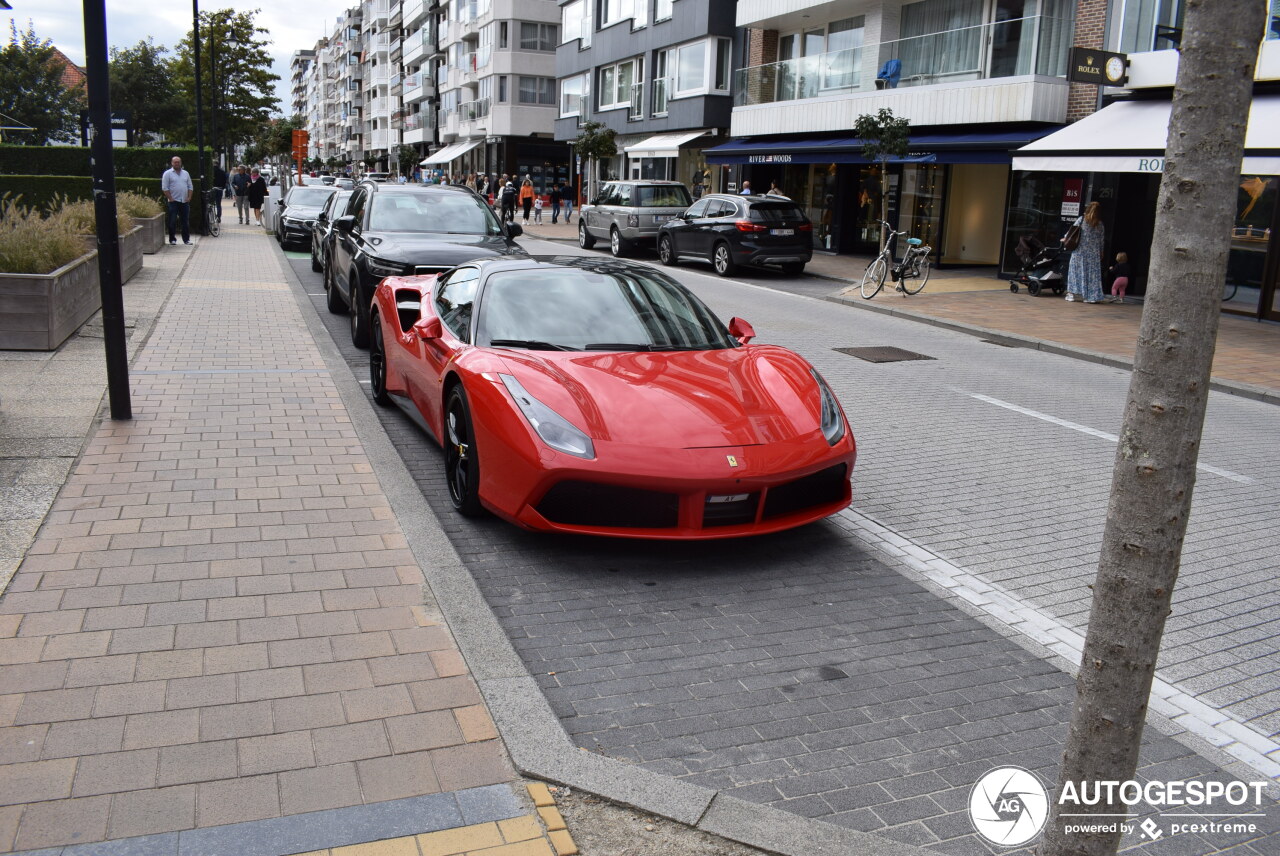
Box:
[748,154,793,163]
[1061,178,1083,218]
[1137,158,1165,172]
[1068,47,1128,86]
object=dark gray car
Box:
[657,194,813,276]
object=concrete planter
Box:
[134,213,165,254]
[0,250,101,351]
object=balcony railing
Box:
[459,97,491,120]
[651,77,671,116]
[629,82,643,120]
[734,15,1073,107]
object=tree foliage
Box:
[168,9,280,152]
[854,108,911,249]
[257,115,305,159]
[0,20,86,145]
[108,38,182,146]
[572,121,617,161]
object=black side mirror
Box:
[507,223,523,238]
[333,215,356,234]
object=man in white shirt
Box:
[161,156,194,245]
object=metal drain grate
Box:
[834,346,936,363]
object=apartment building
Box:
[400,0,437,158]
[290,50,316,118]
[553,0,738,199]
[301,6,369,168]
[708,0,1075,264]
[421,0,565,190]
[1015,0,1280,319]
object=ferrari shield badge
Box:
[726,455,739,467]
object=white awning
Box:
[419,139,483,166]
[624,130,711,160]
[1013,96,1280,174]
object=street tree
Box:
[572,120,617,203]
[108,38,181,146]
[167,8,280,159]
[0,20,85,145]
[1040,2,1266,855]
[854,108,910,250]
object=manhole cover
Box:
[834,346,936,363]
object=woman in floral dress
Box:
[1064,201,1105,303]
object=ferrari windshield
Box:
[476,267,737,351]
[368,192,503,235]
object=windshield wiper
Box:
[584,343,710,351]
[488,339,579,351]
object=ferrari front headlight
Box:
[499,374,595,459]
[811,369,846,445]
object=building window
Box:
[561,0,592,47]
[518,76,556,105]
[652,49,669,115]
[655,0,672,22]
[520,22,559,51]
[597,58,642,111]
[498,75,508,103]
[667,37,732,98]
[561,72,589,117]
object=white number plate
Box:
[654,215,672,223]
[771,228,794,236]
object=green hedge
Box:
[0,145,204,179]
[0,175,205,231]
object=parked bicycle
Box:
[203,188,221,238]
[859,221,932,299]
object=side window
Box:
[684,198,711,218]
[434,267,480,342]
[347,189,367,223]
[617,184,633,206]
[597,183,617,206]
[707,200,733,218]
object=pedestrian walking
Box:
[549,183,562,224]
[247,168,268,227]
[1106,251,1131,303]
[765,181,788,199]
[533,195,544,224]
[519,178,535,225]
[563,183,574,224]
[1063,201,1105,303]
[212,163,228,223]
[500,182,517,223]
[161,155,194,245]
[231,165,250,223]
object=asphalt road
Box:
[284,234,1279,856]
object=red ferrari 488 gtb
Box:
[368,255,855,539]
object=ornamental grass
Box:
[0,195,87,275]
[116,191,165,219]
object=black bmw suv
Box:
[657,194,812,276]
[325,183,526,347]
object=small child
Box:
[533,195,544,224]
[1107,252,1131,303]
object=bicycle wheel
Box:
[860,256,888,299]
[205,205,220,237]
[901,253,930,295]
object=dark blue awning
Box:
[704,128,1058,166]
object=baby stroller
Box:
[1009,235,1067,296]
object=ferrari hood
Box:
[497,346,825,449]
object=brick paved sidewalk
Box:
[0,224,557,854]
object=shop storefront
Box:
[704,129,1052,262]
[1012,96,1280,320]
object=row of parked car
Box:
[275,179,815,291]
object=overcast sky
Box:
[4,1,354,112]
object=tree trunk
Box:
[1040,2,1264,855]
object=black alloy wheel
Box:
[350,276,370,348]
[444,385,482,516]
[311,238,323,272]
[370,313,391,406]
[325,263,346,314]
